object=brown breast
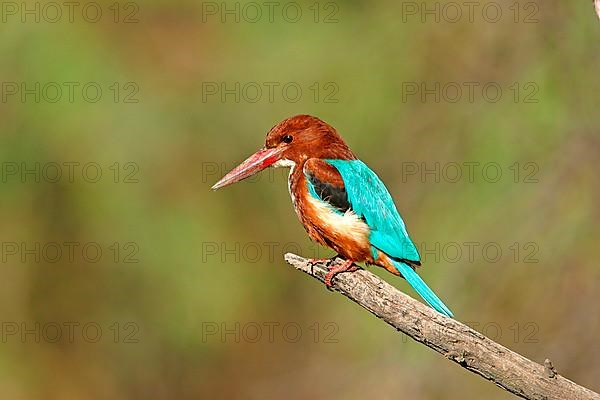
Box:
[288,161,373,262]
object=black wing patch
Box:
[306,171,352,213]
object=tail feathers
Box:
[392,259,454,318]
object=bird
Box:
[212,115,453,317]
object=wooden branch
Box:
[284,253,600,400]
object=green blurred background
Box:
[1,1,599,399]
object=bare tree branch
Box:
[284,253,599,400]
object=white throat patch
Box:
[272,159,297,205]
[272,159,296,168]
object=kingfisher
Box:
[212,115,453,317]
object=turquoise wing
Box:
[324,159,421,263]
[324,159,453,317]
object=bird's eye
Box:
[282,135,293,144]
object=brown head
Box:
[211,115,355,190]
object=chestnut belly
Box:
[300,193,374,262]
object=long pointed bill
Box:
[211,147,283,190]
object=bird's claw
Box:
[324,259,358,288]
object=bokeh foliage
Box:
[0,0,598,399]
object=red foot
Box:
[324,259,358,287]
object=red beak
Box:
[211,147,283,190]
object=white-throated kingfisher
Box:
[212,115,453,317]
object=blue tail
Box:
[392,259,454,318]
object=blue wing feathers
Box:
[392,260,453,317]
[324,159,420,262]
[325,159,453,317]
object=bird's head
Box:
[211,115,355,190]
